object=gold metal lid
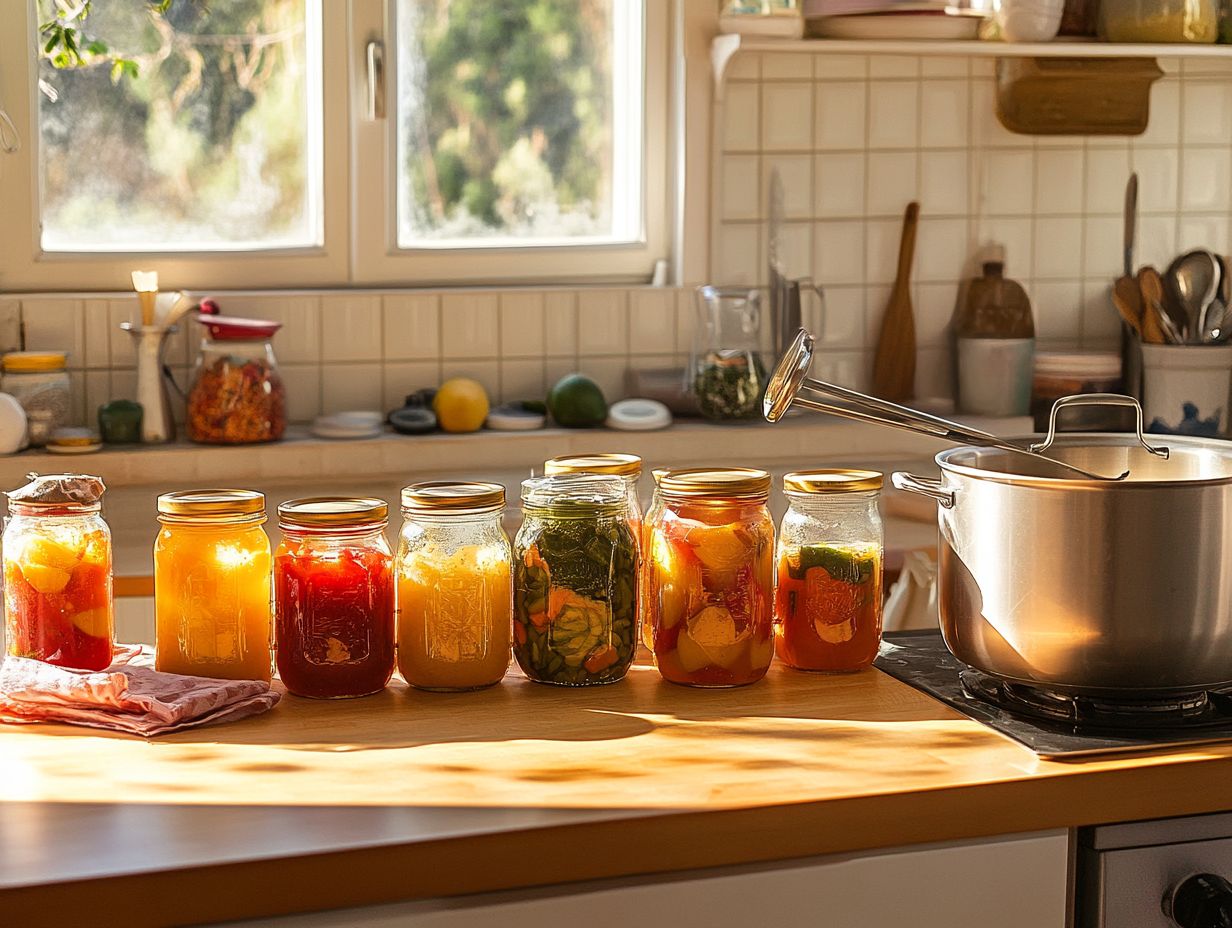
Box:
[401,481,505,514]
[543,453,643,478]
[278,496,388,529]
[158,489,266,519]
[4,351,68,373]
[658,467,772,500]
[783,469,883,494]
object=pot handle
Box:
[891,472,956,510]
[1030,393,1170,460]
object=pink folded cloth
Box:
[0,649,280,736]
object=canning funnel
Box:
[763,328,1147,482]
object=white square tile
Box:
[107,300,138,368]
[979,149,1034,215]
[1181,148,1232,212]
[866,151,918,217]
[920,151,968,217]
[815,153,865,218]
[722,155,762,221]
[769,221,813,280]
[278,364,322,423]
[815,82,867,151]
[815,221,867,286]
[763,154,812,220]
[499,292,546,358]
[629,290,676,353]
[499,359,546,403]
[863,285,892,347]
[320,295,381,363]
[544,291,577,357]
[814,54,866,80]
[715,224,761,287]
[1083,216,1126,279]
[677,289,699,354]
[762,82,813,151]
[1084,148,1132,214]
[232,297,320,364]
[577,290,629,356]
[382,361,440,412]
[1182,56,1232,77]
[1031,280,1083,341]
[545,360,579,393]
[83,300,112,369]
[1081,281,1122,347]
[67,372,85,426]
[815,349,871,392]
[1137,216,1178,270]
[869,57,919,79]
[970,80,1021,148]
[1133,147,1179,213]
[1179,216,1230,254]
[975,218,1034,277]
[439,360,499,402]
[970,59,996,79]
[109,369,137,404]
[441,292,499,359]
[723,83,760,152]
[914,346,952,400]
[1035,134,1087,149]
[84,372,110,426]
[762,53,811,80]
[815,285,864,348]
[383,293,440,361]
[23,299,83,367]
[1141,79,1181,146]
[921,58,968,78]
[321,363,383,414]
[920,80,969,149]
[727,52,760,81]
[0,300,19,355]
[864,218,905,286]
[1034,149,1085,215]
[915,283,958,348]
[1182,81,1232,145]
[578,358,627,405]
[867,82,918,149]
[1033,218,1084,279]
[916,218,969,283]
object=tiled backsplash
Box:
[715,52,1232,397]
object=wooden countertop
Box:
[5,662,1232,927]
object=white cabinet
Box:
[228,830,1070,928]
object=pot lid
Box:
[197,314,282,340]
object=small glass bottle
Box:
[513,475,637,686]
[274,497,395,698]
[3,474,113,670]
[774,470,884,673]
[647,468,775,688]
[397,481,512,692]
[154,490,272,682]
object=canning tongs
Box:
[763,329,1164,482]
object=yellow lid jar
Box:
[2,351,70,448]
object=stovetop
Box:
[874,630,1232,759]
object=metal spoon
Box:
[1166,250,1220,343]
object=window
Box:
[0,0,670,290]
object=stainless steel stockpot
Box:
[894,411,1232,696]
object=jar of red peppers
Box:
[187,315,287,445]
[274,497,395,698]
[3,474,113,670]
[647,468,775,687]
[774,470,884,673]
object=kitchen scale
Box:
[875,630,1232,760]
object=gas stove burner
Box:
[959,669,1232,733]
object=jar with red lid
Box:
[274,497,395,698]
[187,314,287,444]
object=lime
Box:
[547,373,608,428]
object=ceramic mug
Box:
[1141,343,1232,436]
[996,0,1065,42]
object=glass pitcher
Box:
[690,286,768,420]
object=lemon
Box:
[19,562,72,595]
[72,607,111,638]
[433,378,490,433]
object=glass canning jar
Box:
[274,497,395,698]
[774,470,884,673]
[2,351,71,448]
[187,316,287,444]
[1100,0,1219,41]
[154,490,272,682]
[3,474,113,670]
[647,468,775,687]
[397,481,512,692]
[513,475,637,686]
[543,453,644,532]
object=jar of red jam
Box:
[3,474,113,670]
[274,497,395,698]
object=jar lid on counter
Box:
[278,496,388,529]
[1034,351,1121,380]
[520,474,628,515]
[783,469,883,494]
[543,453,643,477]
[3,351,67,373]
[158,489,266,522]
[401,481,505,514]
[659,467,771,501]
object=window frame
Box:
[0,0,672,291]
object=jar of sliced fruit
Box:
[3,474,113,670]
[647,468,775,687]
[774,470,884,673]
[397,481,512,692]
[513,475,637,686]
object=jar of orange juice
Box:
[397,482,512,691]
[154,490,272,681]
[647,468,775,687]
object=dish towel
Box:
[0,649,280,736]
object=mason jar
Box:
[774,470,884,673]
[2,351,71,448]
[274,497,395,698]
[513,474,637,686]
[397,481,512,692]
[543,453,644,532]
[647,468,775,687]
[3,474,113,670]
[154,489,272,682]
[186,319,287,444]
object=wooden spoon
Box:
[1113,276,1145,339]
[1137,266,1171,344]
[872,202,919,402]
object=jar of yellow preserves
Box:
[154,489,272,681]
[397,481,512,691]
